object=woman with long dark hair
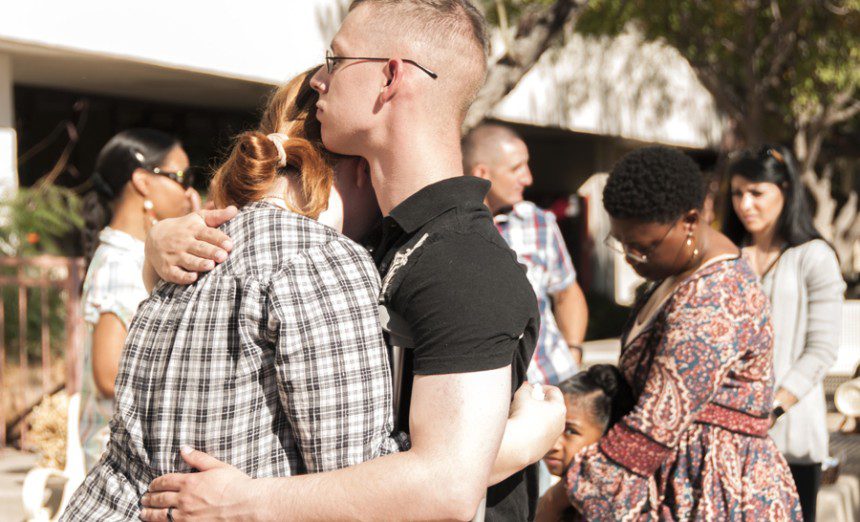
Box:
[724,146,845,521]
[79,129,199,470]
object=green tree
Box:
[465,0,590,130]
[574,0,860,274]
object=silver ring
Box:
[167,506,175,522]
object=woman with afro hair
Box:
[539,146,801,521]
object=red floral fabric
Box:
[566,258,801,521]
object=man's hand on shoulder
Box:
[146,206,238,285]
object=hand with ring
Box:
[139,446,262,521]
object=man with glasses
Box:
[139,1,565,521]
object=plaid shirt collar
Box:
[492,201,533,225]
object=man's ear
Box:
[379,59,405,103]
[130,169,151,198]
[471,164,491,181]
[684,209,700,233]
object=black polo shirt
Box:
[371,175,539,522]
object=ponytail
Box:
[208,131,332,219]
[81,188,112,266]
[558,364,635,433]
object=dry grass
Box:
[24,391,68,469]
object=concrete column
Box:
[0,54,17,201]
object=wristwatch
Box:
[771,400,787,420]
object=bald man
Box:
[463,123,589,386]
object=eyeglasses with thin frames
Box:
[325,49,438,79]
[604,219,679,264]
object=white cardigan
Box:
[761,239,846,464]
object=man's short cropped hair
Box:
[461,123,523,173]
[349,0,489,114]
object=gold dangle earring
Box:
[687,231,700,258]
[143,200,158,226]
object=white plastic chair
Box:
[21,392,86,521]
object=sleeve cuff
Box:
[599,422,671,477]
[548,273,576,295]
[778,369,815,401]
[84,297,134,329]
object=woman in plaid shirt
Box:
[63,71,400,521]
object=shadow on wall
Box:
[495,27,724,149]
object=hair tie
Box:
[267,133,290,168]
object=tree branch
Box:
[752,0,812,91]
[463,0,590,132]
[824,86,860,126]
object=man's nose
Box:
[522,167,533,187]
[310,68,328,93]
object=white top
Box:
[757,239,846,464]
[78,227,148,470]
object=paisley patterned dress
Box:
[566,258,801,521]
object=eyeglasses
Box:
[325,49,438,79]
[604,219,679,264]
[148,167,195,190]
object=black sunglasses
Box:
[325,49,438,79]
[149,167,195,189]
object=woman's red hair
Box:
[209,68,333,219]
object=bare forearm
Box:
[254,450,477,521]
[489,416,538,486]
[554,283,588,345]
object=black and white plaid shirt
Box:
[63,202,398,521]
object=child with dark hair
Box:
[542,365,634,478]
[538,365,634,521]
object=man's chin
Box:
[320,130,351,156]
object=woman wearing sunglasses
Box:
[724,146,845,522]
[78,128,200,471]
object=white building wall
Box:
[493,28,726,150]
[0,0,346,84]
[0,53,16,200]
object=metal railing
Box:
[0,256,85,448]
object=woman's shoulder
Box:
[87,240,145,286]
[221,202,352,276]
[787,238,836,259]
[783,238,840,274]
[673,257,765,311]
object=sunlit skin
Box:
[609,208,740,283]
[609,213,699,281]
[143,145,196,220]
[479,138,534,213]
[542,393,605,477]
[730,176,785,241]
